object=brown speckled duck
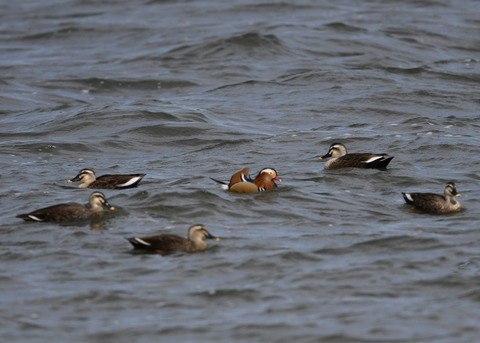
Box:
[17,192,115,222]
[402,182,461,214]
[68,168,146,189]
[127,224,220,254]
[319,143,393,169]
[211,167,281,193]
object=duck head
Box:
[253,168,281,190]
[68,168,96,185]
[188,224,220,242]
[445,182,460,198]
[88,191,115,211]
[319,143,347,159]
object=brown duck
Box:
[68,168,146,189]
[126,224,220,254]
[211,167,281,193]
[17,192,115,222]
[402,182,461,214]
[319,143,393,169]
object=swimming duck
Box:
[126,224,220,254]
[402,182,461,214]
[17,192,115,222]
[211,167,281,193]
[68,168,146,189]
[319,143,393,169]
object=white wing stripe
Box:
[117,176,142,187]
[133,238,151,246]
[28,215,44,222]
[364,156,383,163]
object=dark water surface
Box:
[1,0,480,342]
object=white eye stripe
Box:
[261,168,277,176]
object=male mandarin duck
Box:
[211,167,281,193]
[126,224,220,254]
[17,192,115,222]
[402,182,461,214]
[68,168,146,189]
[319,143,393,169]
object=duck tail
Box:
[210,177,229,190]
[366,156,393,169]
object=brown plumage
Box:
[16,192,115,222]
[126,224,219,254]
[402,182,461,214]
[228,167,250,188]
[250,168,281,191]
[319,143,393,169]
[68,168,146,189]
[211,167,281,193]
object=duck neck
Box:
[447,195,458,205]
[81,174,96,187]
[191,237,207,250]
[253,174,275,190]
[88,202,104,213]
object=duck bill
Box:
[68,175,81,182]
[206,233,220,241]
[103,201,115,211]
[319,153,331,160]
[455,193,461,197]
[274,176,282,182]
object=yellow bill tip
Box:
[318,157,323,160]
[215,237,221,241]
[456,194,461,197]
[67,180,73,183]
[109,206,115,211]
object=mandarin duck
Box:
[211,167,281,193]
